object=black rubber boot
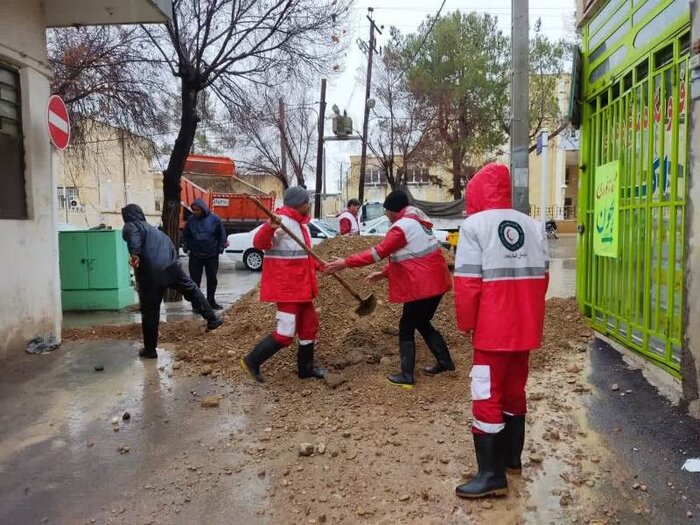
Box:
[138,347,158,359]
[207,317,224,331]
[297,343,326,379]
[192,292,222,331]
[209,298,224,310]
[456,433,509,499]
[503,415,526,473]
[422,329,456,375]
[387,341,415,389]
[240,335,284,383]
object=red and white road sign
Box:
[47,95,70,150]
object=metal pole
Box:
[314,78,327,219]
[323,146,327,196]
[539,130,549,223]
[56,149,67,223]
[510,0,529,214]
[279,97,288,181]
[121,129,128,206]
[339,163,344,203]
[359,10,379,203]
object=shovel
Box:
[248,196,377,317]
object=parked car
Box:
[225,219,338,271]
[360,216,450,247]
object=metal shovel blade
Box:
[354,293,377,317]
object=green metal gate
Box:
[578,0,690,375]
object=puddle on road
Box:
[0,340,268,525]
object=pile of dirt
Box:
[64,235,591,382]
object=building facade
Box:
[0,0,171,356]
[576,0,692,404]
[345,155,455,204]
[58,121,160,229]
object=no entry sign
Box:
[47,95,70,150]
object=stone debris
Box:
[299,443,315,457]
[324,373,347,389]
[530,453,544,464]
[200,396,220,408]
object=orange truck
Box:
[179,154,275,234]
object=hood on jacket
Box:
[276,206,311,225]
[466,163,512,215]
[122,204,146,223]
[191,198,210,216]
[399,205,433,229]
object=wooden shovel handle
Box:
[248,196,363,302]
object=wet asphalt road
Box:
[0,341,268,525]
[586,340,700,523]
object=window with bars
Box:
[364,167,387,186]
[57,187,81,210]
[405,167,430,185]
[0,64,27,219]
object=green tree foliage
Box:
[400,13,571,197]
[404,11,510,198]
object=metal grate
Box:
[578,29,689,375]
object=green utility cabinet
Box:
[59,230,136,311]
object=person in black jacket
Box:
[122,204,223,359]
[182,198,227,310]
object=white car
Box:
[225,219,338,271]
[361,215,450,247]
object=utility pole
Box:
[314,78,327,219]
[279,97,288,182]
[539,129,549,223]
[339,163,344,203]
[358,8,382,203]
[323,146,327,196]
[511,0,529,214]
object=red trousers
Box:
[272,302,319,347]
[470,349,530,434]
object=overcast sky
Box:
[319,0,577,193]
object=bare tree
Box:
[141,0,350,260]
[528,18,571,140]
[47,26,165,143]
[230,89,316,189]
[370,30,435,190]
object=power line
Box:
[397,0,447,79]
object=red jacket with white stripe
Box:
[254,207,319,303]
[344,206,452,303]
[338,209,360,236]
[454,164,549,352]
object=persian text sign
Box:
[594,161,620,257]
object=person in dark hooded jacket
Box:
[182,198,227,310]
[122,204,223,358]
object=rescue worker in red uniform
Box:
[240,186,326,383]
[453,164,549,499]
[325,190,454,388]
[338,199,362,236]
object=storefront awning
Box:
[45,0,172,28]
